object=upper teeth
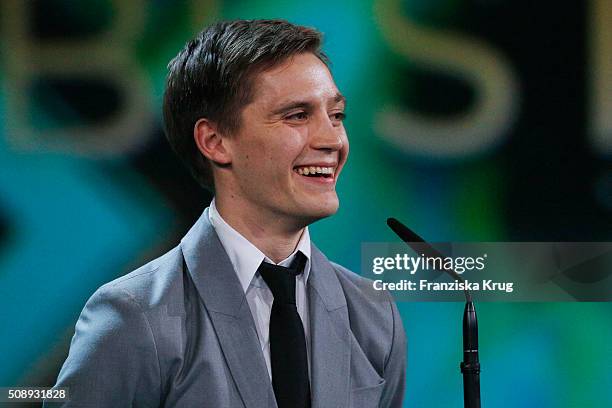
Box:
[295,166,334,176]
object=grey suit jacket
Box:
[47,209,406,407]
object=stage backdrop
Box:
[1,1,611,407]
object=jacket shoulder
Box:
[98,245,185,310]
[50,250,184,407]
[329,261,391,309]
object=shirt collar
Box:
[208,198,311,293]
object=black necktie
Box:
[258,252,311,408]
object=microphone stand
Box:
[387,218,481,408]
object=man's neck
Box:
[214,197,305,264]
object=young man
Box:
[49,19,406,408]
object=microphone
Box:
[386,218,471,301]
[386,217,481,408]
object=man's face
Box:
[223,52,349,227]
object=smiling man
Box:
[49,19,406,408]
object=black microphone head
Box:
[386,217,424,243]
[386,216,471,299]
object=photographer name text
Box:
[373,279,514,293]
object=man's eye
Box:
[286,112,308,121]
[331,112,346,121]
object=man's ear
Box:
[194,118,232,165]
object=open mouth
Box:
[293,165,335,179]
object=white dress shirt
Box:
[208,199,311,379]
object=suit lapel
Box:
[180,209,276,408]
[308,245,351,408]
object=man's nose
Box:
[310,114,344,151]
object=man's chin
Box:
[298,201,339,223]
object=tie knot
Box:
[258,252,307,304]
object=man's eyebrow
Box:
[271,93,347,115]
[271,101,315,115]
[333,93,347,107]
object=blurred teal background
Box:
[1,0,611,407]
